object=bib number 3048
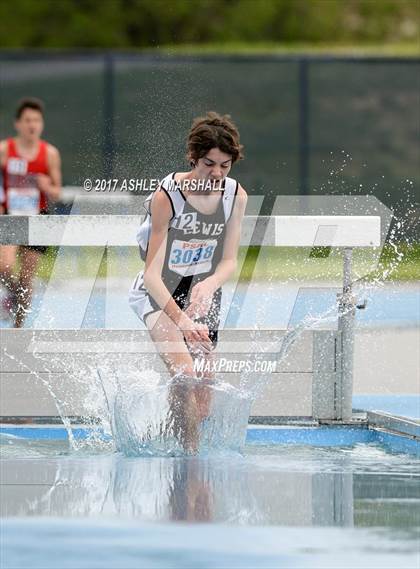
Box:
[169,239,217,276]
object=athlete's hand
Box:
[37,174,53,195]
[179,315,212,354]
[186,279,217,319]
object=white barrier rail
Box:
[0,214,380,247]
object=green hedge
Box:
[0,0,419,49]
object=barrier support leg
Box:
[336,248,356,421]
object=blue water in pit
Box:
[1,437,419,569]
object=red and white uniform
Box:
[1,138,49,215]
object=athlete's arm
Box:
[210,184,248,287]
[144,189,211,348]
[0,140,7,214]
[187,185,248,314]
[37,144,62,202]
[143,189,178,317]
[0,140,6,167]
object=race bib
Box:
[7,187,40,215]
[7,158,27,175]
[169,239,217,276]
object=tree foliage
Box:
[0,0,418,49]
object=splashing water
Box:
[3,347,77,449]
[104,364,252,457]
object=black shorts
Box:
[21,245,48,254]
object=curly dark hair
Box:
[187,111,244,165]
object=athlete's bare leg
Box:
[0,245,19,294]
[14,247,42,328]
[0,245,20,321]
[144,310,216,453]
[145,308,216,414]
[145,310,196,377]
[193,349,216,421]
